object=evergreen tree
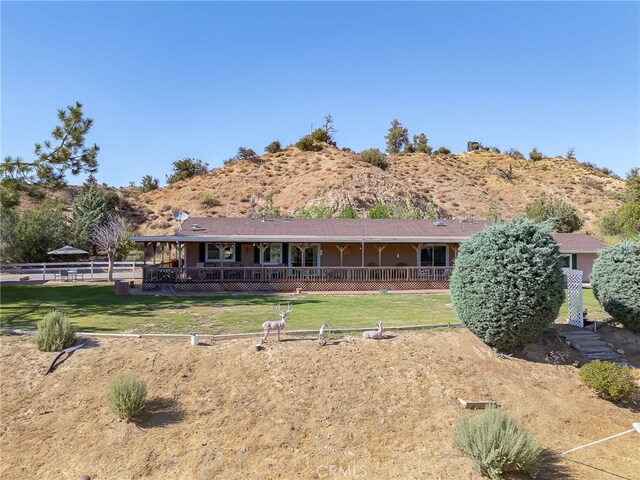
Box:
[71,184,112,249]
[385,119,409,154]
[166,158,208,184]
[13,202,71,262]
[0,102,99,205]
[412,133,433,154]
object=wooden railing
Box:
[143,266,453,284]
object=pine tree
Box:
[385,119,409,154]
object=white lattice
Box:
[563,268,584,327]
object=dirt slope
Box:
[124,147,624,235]
[1,329,638,479]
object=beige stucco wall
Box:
[576,253,597,283]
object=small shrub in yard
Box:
[33,310,75,352]
[454,407,542,480]
[590,242,640,333]
[579,360,638,400]
[108,372,147,421]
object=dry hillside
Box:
[124,147,624,235]
[1,328,638,479]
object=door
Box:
[290,245,320,267]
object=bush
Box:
[338,204,358,219]
[529,148,543,161]
[236,147,257,161]
[367,202,391,219]
[360,148,388,170]
[200,193,219,209]
[264,140,282,154]
[295,135,323,152]
[33,310,76,352]
[590,242,640,333]
[601,201,640,239]
[454,407,542,480]
[310,128,331,144]
[505,148,525,160]
[579,360,638,400]
[525,194,583,233]
[434,146,451,155]
[108,371,147,421]
[166,158,208,184]
[450,219,565,350]
[139,175,159,193]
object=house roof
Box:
[131,217,608,253]
[552,233,608,253]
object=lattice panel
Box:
[142,280,450,293]
[563,268,584,327]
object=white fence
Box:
[0,261,142,281]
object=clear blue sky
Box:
[2,1,639,187]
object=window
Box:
[420,245,448,267]
[561,254,574,269]
[206,243,235,262]
[262,243,282,264]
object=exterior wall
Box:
[185,243,199,267]
[185,242,459,268]
[576,253,597,283]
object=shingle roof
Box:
[552,233,608,253]
[131,217,608,253]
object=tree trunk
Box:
[107,252,115,282]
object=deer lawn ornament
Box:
[318,322,330,346]
[262,303,292,342]
[363,321,383,340]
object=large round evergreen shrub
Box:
[450,219,565,351]
[590,242,640,333]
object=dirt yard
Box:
[1,328,638,480]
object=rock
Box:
[616,349,625,354]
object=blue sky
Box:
[2,1,639,187]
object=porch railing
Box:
[143,266,453,283]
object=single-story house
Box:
[130,217,607,292]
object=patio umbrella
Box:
[47,245,90,255]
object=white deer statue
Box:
[362,321,383,340]
[318,321,330,346]
[262,302,292,342]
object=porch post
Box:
[335,244,348,267]
[375,244,387,266]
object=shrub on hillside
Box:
[360,148,388,170]
[236,147,257,161]
[434,146,451,155]
[505,148,525,160]
[166,158,208,184]
[529,148,543,161]
[108,372,147,421]
[450,219,565,350]
[454,407,542,480]
[264,140,282,154]
[590,242,640,333]
[33,310,76,352]
[338,204,358,218]
[139,175,159,193]
[310,128,331,144]
[295,135,323,152]
[579,360,638,400]
[525,194,583,233]
[367,202,391,219]
[601,201,640,239]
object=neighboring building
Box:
[130,217,606,292]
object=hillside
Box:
[1,328,638,479]
[124,147,624,235]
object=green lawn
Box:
[0,284,606,335]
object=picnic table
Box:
[53,268,85,281]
